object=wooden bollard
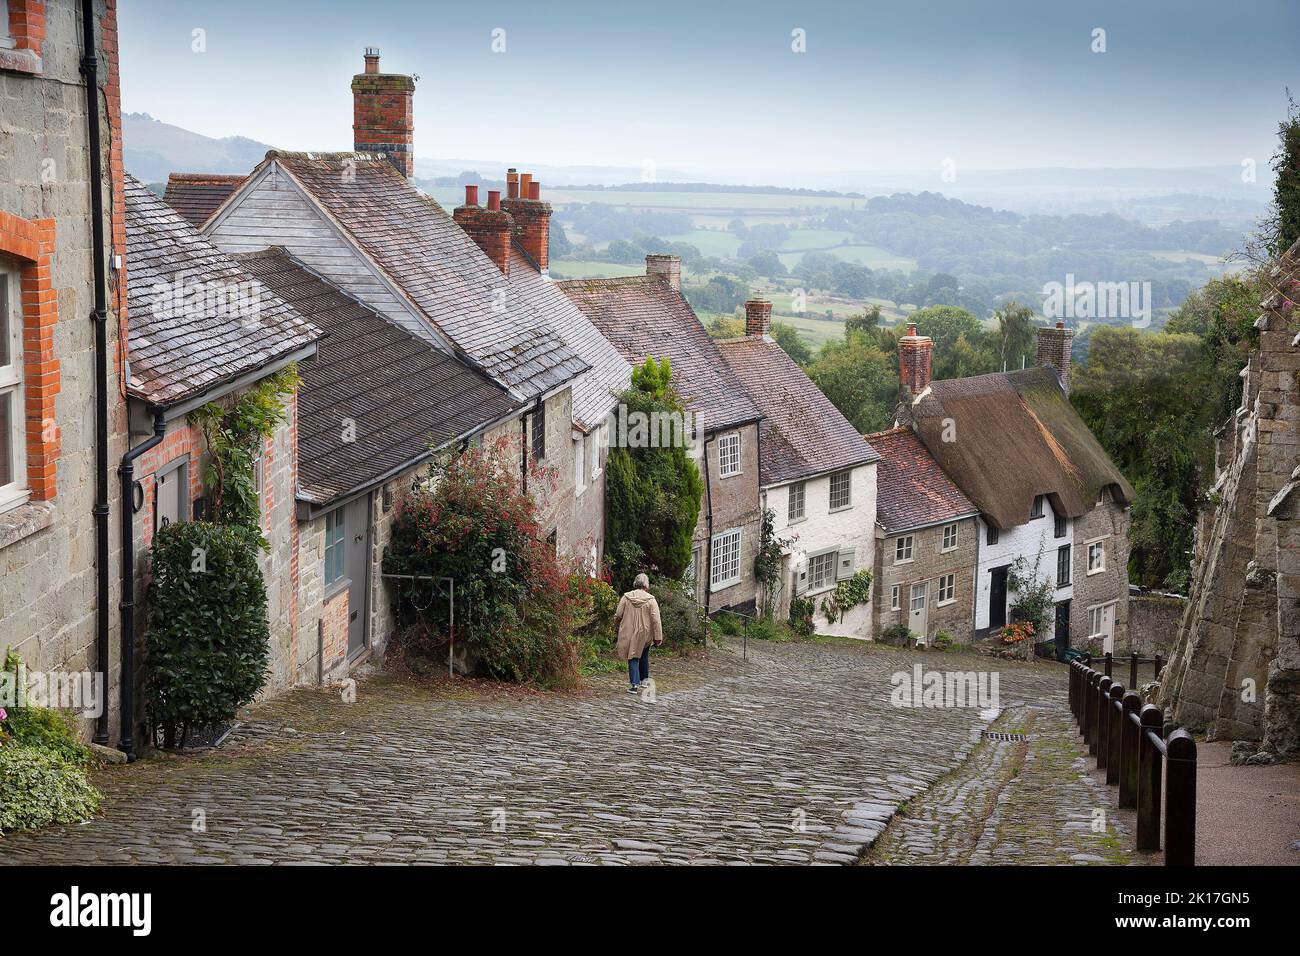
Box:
[1129,654,1138,690]
[1164,729,1197,867]
[1097,676,1113,770]
[1103,651,1113,678]
[1106,682,1124,785]
[1119,691,1141,809]
[1137,704,1164,852]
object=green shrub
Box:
[0,746,101,835]
[574,578,621,675]
[788,597,816,636]
[146,520,270,746]
[880,623,914,647]
[715,611,745,636]
[651,581,707,650]
[933,630,955,651]
[744,617,795,642]
[1,706,90,765]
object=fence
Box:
[1091,651,1163,690]
[1068,658,1197,865]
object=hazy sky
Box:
[118,0,1299,179]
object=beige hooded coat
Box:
[615,587,664,661]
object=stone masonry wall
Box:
[1070,497,1131,653]
[873,517,978,644]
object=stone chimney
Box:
[646,254,681,291]
[453,185,513,275]
[898,323,933,399]
[744,296,772,337]
[351,48,415,178]
[1036,321,1075,395]
[501,170,551,271]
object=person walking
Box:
[615,573,663,694]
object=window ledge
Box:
[936,598,957,608]
[0,47,42,75]
[828,504,852,514]
[1086,567,1105,576]
[894,557,914,565]
[0,499,55,551]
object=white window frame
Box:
[153,457,190,533]
[787,480,806,522]
[936,573,955,606]
[717,431,741,478]
[806,548,838,594]
[1086,538,1106,575]
[941,522,958,552]
[895,535,914,564]
[1030,494,1045,519]
[828,471,852,512]
[710,527,742,591]
[890,584,901,611]
[0,4,14,50]
[909,582,927,613]
[0,261,27,513]
[1088,601,1116,640]
[590,424,604,482]
[574,432,586,494]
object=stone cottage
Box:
[560,256,765,614]
[893,322,1134,652]
[1164,242,1300,758]
[716,297,880,636]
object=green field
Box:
[776,229,855,252]
[548,259,648,279]
[777,244,917,272]
[661,229,743,258]
[548,188,862,213]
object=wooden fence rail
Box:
[1068,658,1196,866]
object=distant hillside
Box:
[122,113,274,184]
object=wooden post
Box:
[1069,662,1078,719]
[1119,691,1141,809]
[1084,670,1097,751]
[1107,682,1124,785]
[1104,651,1113,678]
[1129,654,1138,690]
[1164,729,1197,866]
[1097,676,1113,769]
[1154,653,1162,682]
[1137,704,1164,852]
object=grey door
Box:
[343,494,371,656]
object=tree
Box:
[806,331,898,434]
[992,301,1037,371]
[747,250,787,278]
[909,305,998,381]
[771,322,812,365]
[1267,94,1300,257]
[604,357,705,591]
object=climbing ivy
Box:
[819,569,873,625]
[754,507,794,619]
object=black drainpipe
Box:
[80,0,112,747]
[117,408,166,761]
[701,432,715,617]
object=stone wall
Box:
[873,516,979,644]
[693,422,762,614]
[1126,589,1185,657]
[1070,497,1131,652]
[1164,248,1300,757]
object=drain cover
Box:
[983,732,1027,742]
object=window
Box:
[986,524,999,545]
[895,535,914,563]
[1057,544,1072,587]
[910,583,927,612]
[808,550,837,592]
[252,443,265,499]
[324,509,347,586]
[941,523,958,552]
[0,262,24,510]
[0,4,12,49]
[787,481,806,521]
[828,471,852,511]
[710,528,742,590]
[1088,603,1115,639]
[547,528,558,555]
[936,573,955,605]
[1054,511,1067,538]
[1030,495,1045,519]
[1087,540,1106,575]
[531,402,546,463]
[890,584,901,611]
[154,459,189,532]
[574,433,586,493]
[717,432,741,478]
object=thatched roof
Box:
[899,366,1134,530]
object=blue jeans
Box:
[629,645,651,686]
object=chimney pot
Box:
[506,169,520,200]
[352,49,415,177]
[1055,320,1065,329]
[907,323,918,336]
[528,180,540,201]
[645,254,682,291]
[464,184,479,207]
[744,297,773,338]
[364,47,380,73]
[519,172,533,198]
[487,189,501,211]
[1036,322,1075,395]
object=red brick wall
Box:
[321,587,349,678]
[351,71,415,178]
[0,210,59,500]
[101,0,128,394]
[898,328,933,398]
[7,0,45,54]
[134,423,204,551]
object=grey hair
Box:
[633,573,650,590]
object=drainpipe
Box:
[117,408,166,761]
[701,432,715,616]
[80,0,112,746]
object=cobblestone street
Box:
[0,638,1107,865]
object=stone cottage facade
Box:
[717,298,880,637]
[1164,243,1300,757]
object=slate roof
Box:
[716,335,879,486]
[898,366,1135,530]
[162,173,247,229]
[506,247,630,431]
[124,174,320,407]
[864,427,978,534]
[557,275,762,431]
[267,152,587,403]
[235,248,519,505]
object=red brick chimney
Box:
[898,323,933,399]
[454,185,513,275]
[1035,321,1075,395]
[351,48,415,178]
[744,296,772,337]
[501,170,551,271]
[646,254,681,291]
